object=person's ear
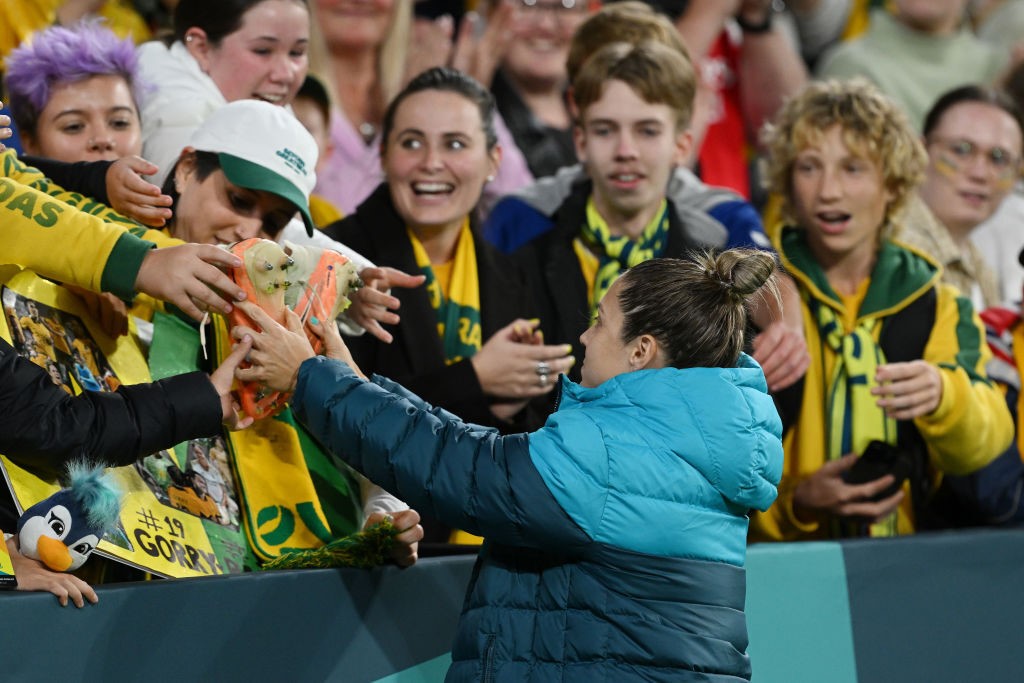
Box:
[174,147,198,193]
[184,28,212,71]
[487,143,503,181]
[19,130,37,155]
[672,127,694,168]
[629,333,660,370]
[574,120,588,164]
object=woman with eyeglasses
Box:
[900,84,1024,311]
[750,78,1013,543]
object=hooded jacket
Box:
[293,353,783,681]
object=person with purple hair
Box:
[4,20,143,164]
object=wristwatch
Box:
[736,11,773,34]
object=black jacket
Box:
[0,337,221,479]
[512,178,702,382]
[323,184,547,434]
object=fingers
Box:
[839,488,904,522]
[235,301,273,328]
[819,452,860,474]
[873,361,941,418]
[65,577,86,610]
[372,266,427,291]
[51,574,97,608]
[390,508,421,532]
[283,307,305,334]
[221,336,253,373]
[234,366,262,383]
[228,413,255,431]
[362,319,394,344]
[193,244,243,271]
[356,285,401,312]
[118,154,160,178]
[752,322,810,392]
[848,473,898,501]
[121,201,173,228]
[386,510,424,568]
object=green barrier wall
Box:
[4,529,1024,682]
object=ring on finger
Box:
[536,360,550,376]
[538,372,550,387]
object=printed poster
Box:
[0,269,247,577]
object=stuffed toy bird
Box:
[16,462,121,572]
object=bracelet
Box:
[736,11,773,34]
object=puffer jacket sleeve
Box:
[0,339,223,480]
[293,356,592,551]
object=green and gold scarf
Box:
[209,315,362,566]
[812,299,898,537]
[408,219,482,364]
[578,198,669,317]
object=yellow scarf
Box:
[813,297,898,537]
[212,316,362,564]
[408,220,482,363]
[577,198,669,317]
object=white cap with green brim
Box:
[188,99,318,236]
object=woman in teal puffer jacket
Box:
[234,249,784,682]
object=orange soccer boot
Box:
[224,238,295,420]
[282,241,362,356]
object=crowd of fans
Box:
[2,0,1024,677]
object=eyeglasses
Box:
[516,0,587,16]
[927,136,1021,179]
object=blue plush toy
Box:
[16,462,121,572]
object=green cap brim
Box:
[217,152,315,236]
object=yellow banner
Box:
[0,270,247,577]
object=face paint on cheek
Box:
[933,153,961,179]
[994,171,1018,192]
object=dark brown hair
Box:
[617,250,779,369]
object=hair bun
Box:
[710,250,777,299]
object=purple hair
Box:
[4,19,147,136]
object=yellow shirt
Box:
[0,0,150,64]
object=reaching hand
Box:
[134,244,247,321]
[752,320,809,392]
[210,336,255,430]
[365,509,424,568]
[0,113,11,151]
[307,301,364,376]
[792,453,904,524]
[105,156,173,227]
[348,266,426,343]
[8,535,97,608]
[232,303,316,392]
[66,284,129,338]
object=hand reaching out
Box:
[134,244,247,321]
[348,266,426,343]
[210,335,255,430]
[752,320,809,392]
[0,113,11,151]
[105,156,173,227]
[232,303,317,392]
[66,284,129,338]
